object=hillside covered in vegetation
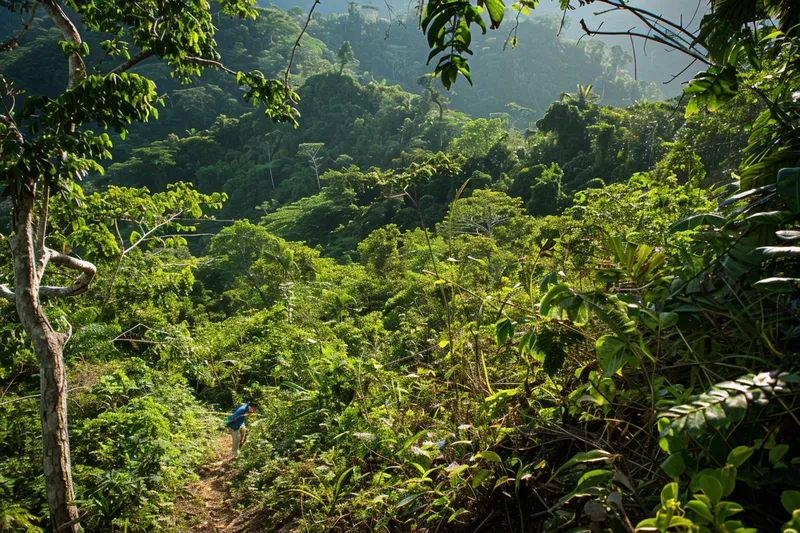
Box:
[1,1,799,532]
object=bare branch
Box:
[112,323,177,344]
[579,18,712,66]
[110,50,155,74]
[594,0,699,43]
[40,0,86,89]
[35,185,50,282]
[184,56,237,76]
[665,58,699,84]
[0,386,89,407]
[39,249,96,298]
[616,3,695,52]
[285,0,321,87]
[124,211,183,254]
[1,0,39,52]
[629,33,637,80]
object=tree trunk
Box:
[10,176,81,532]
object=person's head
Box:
[247,402,258,413]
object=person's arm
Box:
[225,407,248,427]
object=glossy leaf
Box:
[727,446,754,468]
[776,167,800,214]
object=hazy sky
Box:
[0,0,709,94]
[261,0,708,92]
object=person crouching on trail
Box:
[226,401,257,456]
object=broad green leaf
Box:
[482,0,505,28]
[686,500,714,522]
[669,213,727,232]
[548,449,615,482]
[781,490,800,513]
[685,410,706,440]
[477,450,502,463]
[760,30,784,41]
[684,96,700,117]
[401,430,430,454]
[472,469,493,488]
[744,210,791,225]
[769,443,790,465]
[717,501,743,522]
[704,404,727,428]
[575,469,613,491]
[446,463,469,478]
[776,167,800,214]
[754,246,800,260]
[539,271,560,292]
[719,464,737,497]
[661,482,680,506]
[753,277,800,293]
[539,283,572,316]
[426,13,450,48]
[518,329,536,355]
[658,312,679,330]
[596,335,628,376]
[700,475,723,505]
[640,309,659,330]
[722,393,747,422]
[776,230,800,243]
[494,317,514,346]
[660,452,686,478]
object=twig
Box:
[665,57,698,84]
[0,387,89,407]
[579,19,712,66]
[285,0,321,87]
[629,32,638,80]
[184,56,237,76]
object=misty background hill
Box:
[261,0,706,92]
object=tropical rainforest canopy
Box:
[0,0,799,532]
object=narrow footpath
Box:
[178,434,257,533]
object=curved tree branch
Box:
[40,0,85,89]
[41,249,97,298]
[0,249,97,301]
[1,0,39,52]
[111,49,155,74]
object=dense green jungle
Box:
[1,0,799,532]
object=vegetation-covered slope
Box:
[1,1,799,532]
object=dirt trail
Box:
[178,433,248,533]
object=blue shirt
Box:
[226,403,250,430]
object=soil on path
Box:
[177,433,259,533]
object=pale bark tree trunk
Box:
[8,176,82,532]
[4,4,89,528]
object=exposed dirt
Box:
[176,432,290,533]
[177,433,245,533]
